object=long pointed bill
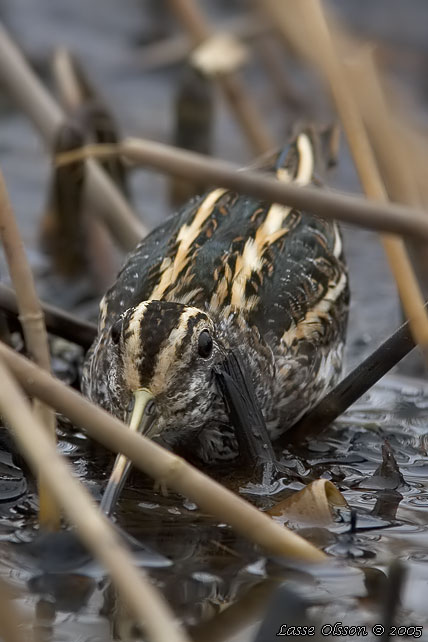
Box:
[100,388,156,516]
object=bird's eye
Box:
[111,319,123,345]
[198,330,213,358]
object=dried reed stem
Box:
[56,139,428,242]
[0,356,190,642]
[52,48,83,111]
[167,0,273,154]
[0,341,326,563]
[0,170,60,530]
[346,47,428,335]
[267,0,428,360]
[0,24,144,251]
[346,48,419,208]
[0,579,24,642]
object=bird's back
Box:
[99,129,348,355]
[87,128,349,450]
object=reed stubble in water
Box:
[0,24,144,251]
[167,0,273,154]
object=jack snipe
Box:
[82,127,349,507]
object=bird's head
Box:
[100,299,228,512]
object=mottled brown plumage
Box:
[82,128,349,464]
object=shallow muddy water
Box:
[1,375,428,641]
[0,2,428,641]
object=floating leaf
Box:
[268,479,349,526]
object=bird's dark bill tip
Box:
[100,454,133,516]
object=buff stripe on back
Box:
[149,188,227,300]
[223,133,316,311]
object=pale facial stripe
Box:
[122,301,149,391]
[228,133,316,309]
[150,187,227,300]
[149,308,207,394]
[121,303,210,395]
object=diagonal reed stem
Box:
[0,170,60,530]
[55,138,428,242]
[265,0,428,366]
[0,356,190,642]
[0,340,326,563]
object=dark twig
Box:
[288,309,423,443]
[169,65,213,208]
[214,349,277,472]
[214,349,303,485]
[40,120,88,279]
[0,283,96,349]
[380,561,406,642]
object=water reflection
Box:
[0,375,427,640]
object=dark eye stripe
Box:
[136,301,186,385]
[174,312,207,361]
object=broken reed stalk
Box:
[167,0,273,154]
[0,283,96,349]
[0,579,24,642]
[53,49,130,201]
[55,138,428,242]
[0,24,144,251]
[0,171,60,530]
[268,0,428,365]
[0,357,190,642]
[0,341,326,563]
